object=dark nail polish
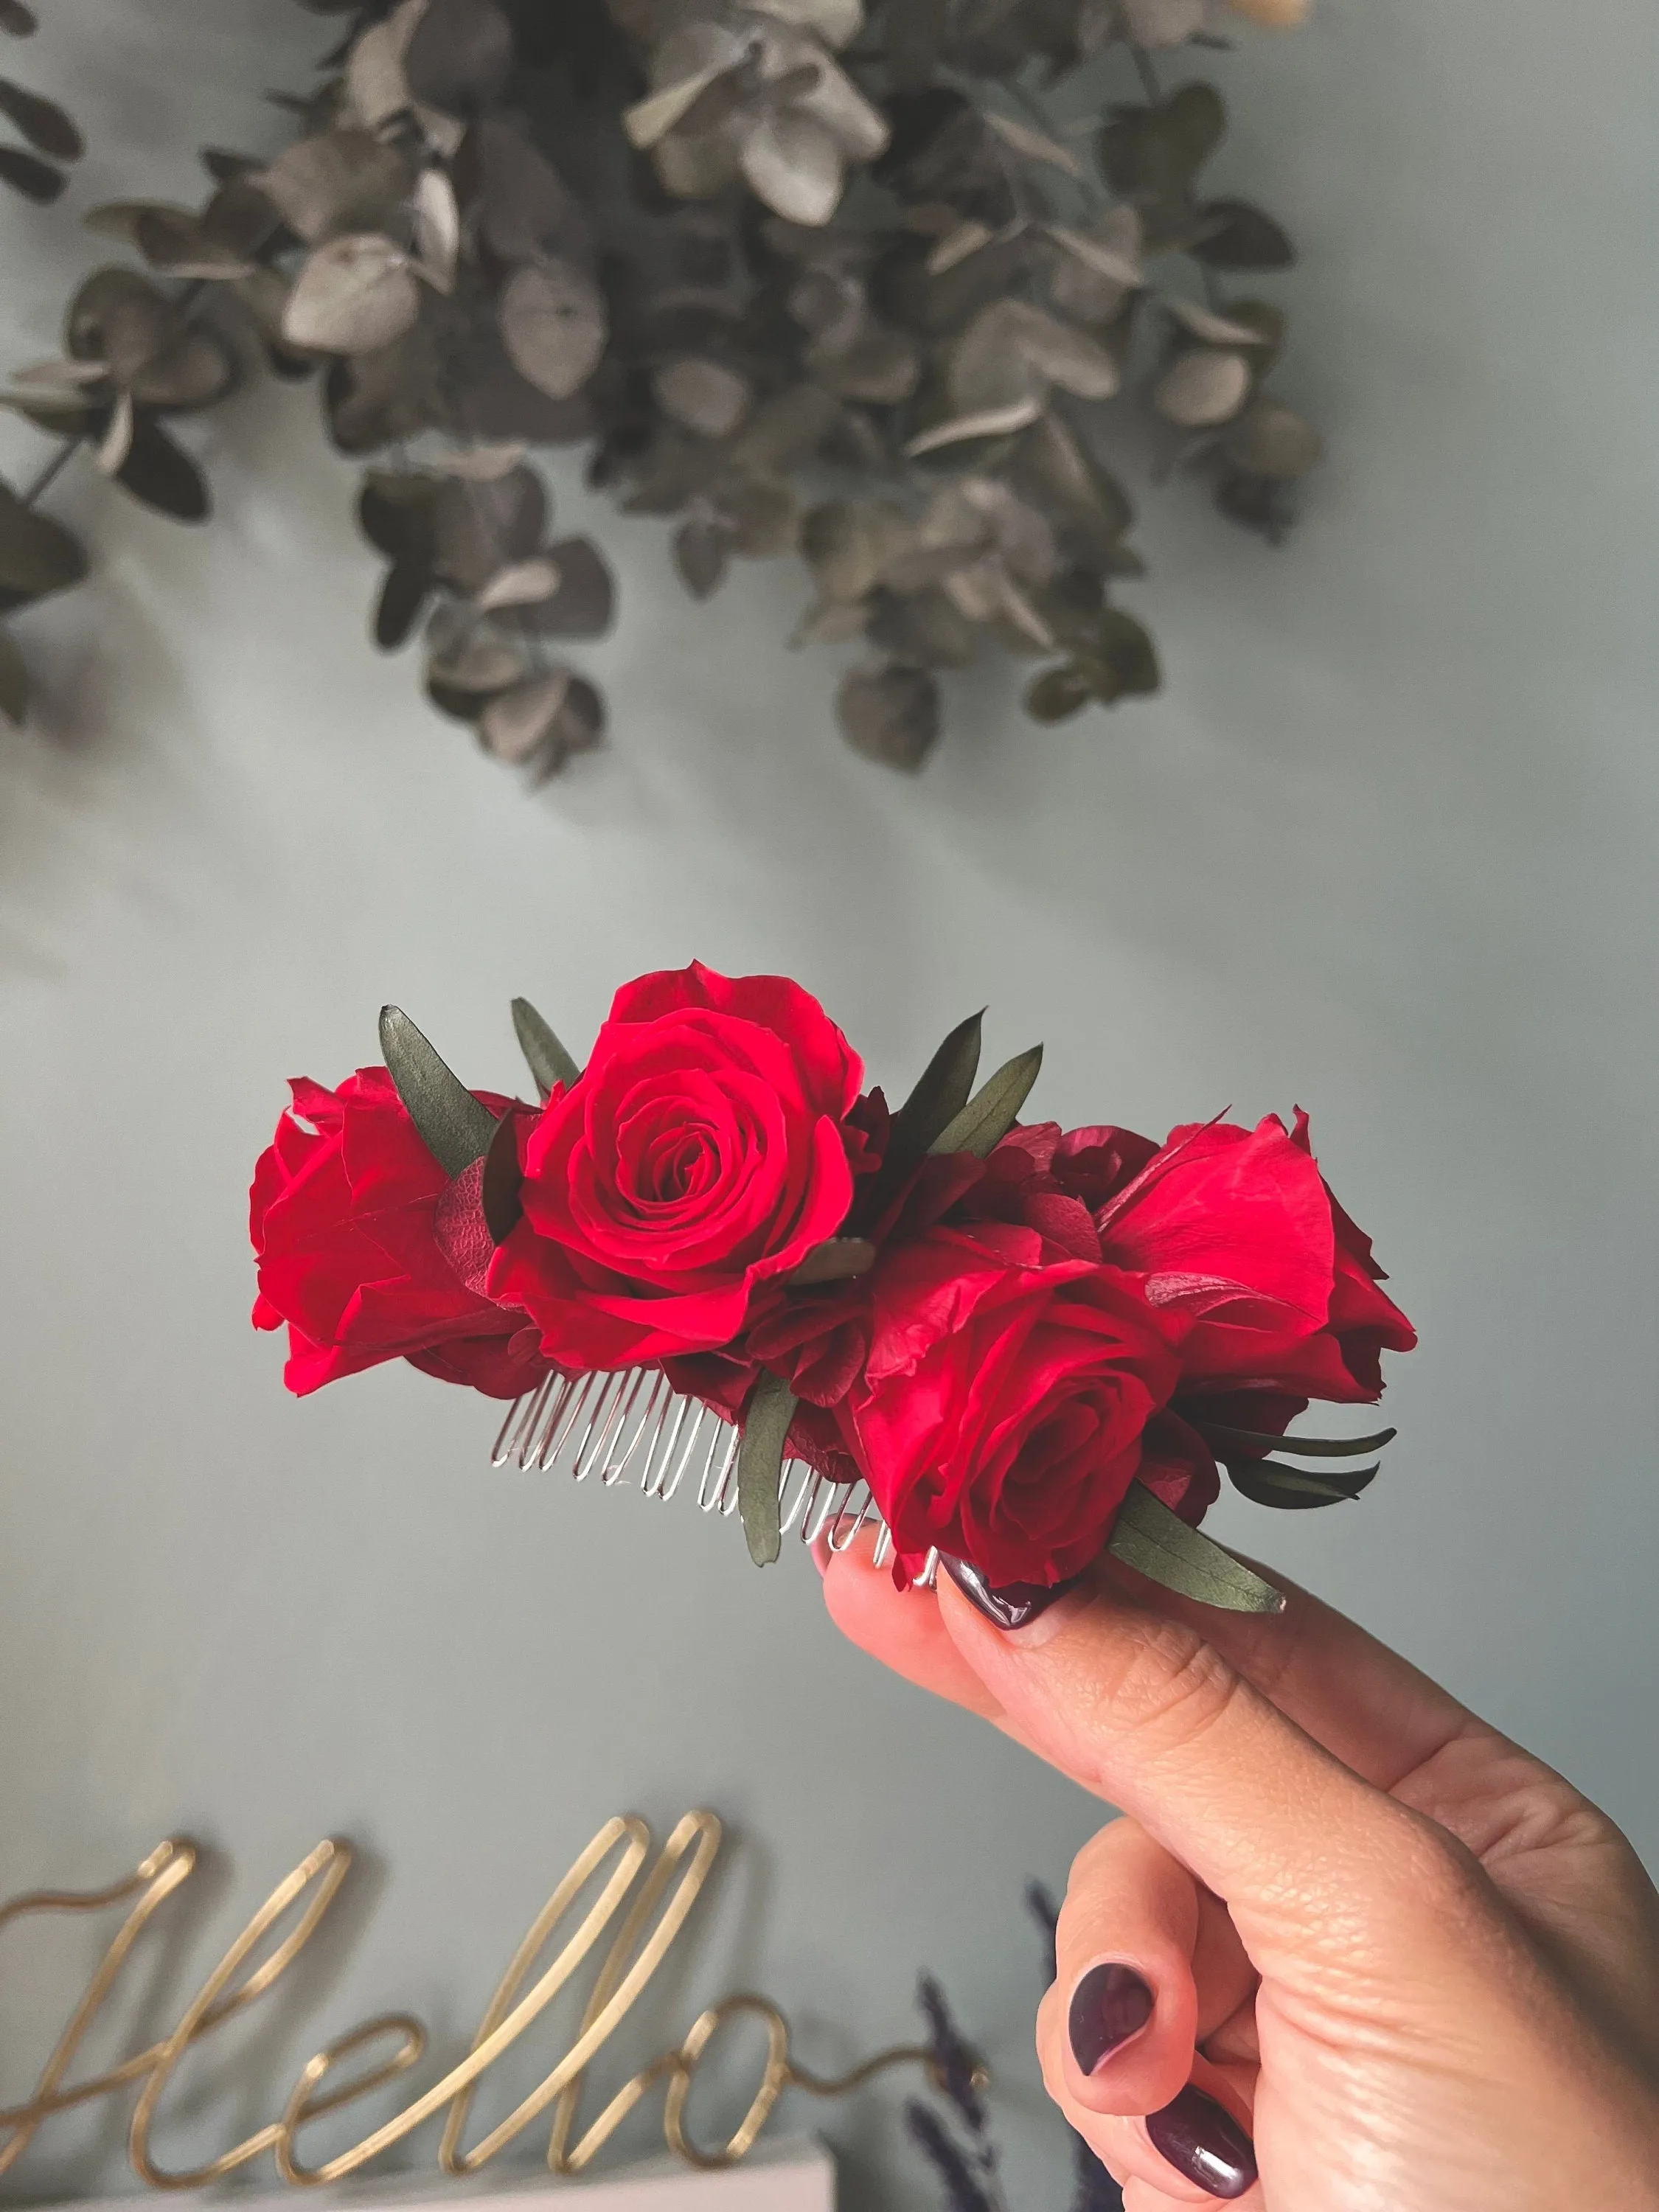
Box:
[941,1557,1080,1630]
[1067,1964,1154,2073]
[1146,2085,1257,2201]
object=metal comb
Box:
[490,1367,940,1588]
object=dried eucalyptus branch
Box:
[1,0,1324,773]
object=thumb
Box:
[936,1566,1427,1938]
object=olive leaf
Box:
[737,1371,797,1567]
[928,1043,1043,1159]
[788,1237,877,1284]
[1106,1483,1287,1613]
[510,995,580,1099]
[1201,1422,1397,1459]
[378,1005,498,1176]
[895,1010,984,1153]
[1225,1458,1380,1510]
[480,1106,524,1242]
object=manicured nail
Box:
[1067,1963,1154,2073]
[941,1557,1080,1630]
[1146,2085,1257,2200]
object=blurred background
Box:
[0,1,1655,2208]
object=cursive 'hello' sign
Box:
[0,1815,933,2192]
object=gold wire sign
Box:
[0,1815,950,2191]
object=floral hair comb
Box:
[250,964,1414,1613]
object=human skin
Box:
[819,1537,1659,2208]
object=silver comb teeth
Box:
[490,1366,942,1588]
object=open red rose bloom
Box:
[251,964,1414,1604]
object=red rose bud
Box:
[489,963,866,1368]
[249,1069,546,1399]
[841,1226,1186,1589]
[1086,1110,1416,1402]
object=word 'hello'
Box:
[0,1814,911,2190]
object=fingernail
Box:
[941,1557,1081,1631]
[1067,1964,1154,2073]
[1146,2085,1257,2201]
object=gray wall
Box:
[1,2,1655,2208]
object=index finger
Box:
[821,1533,1480,1795]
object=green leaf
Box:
[788,1237,877,1284]
[1106,1481,1287,1613]
[1202,1422,1396,1460]
[0,627,28,725]
[378,1005,497,1178]
[1225,1458,1379,1510]
[510,995,580,1100]
[928,1044,1043,1161]
[1096,608,1161,698]
[480,1107,523,1242]
[1192,200,1295,273]
[1025,662,1095,723]
[0,479,88,607]
[854,1009,983,1225]
[114,417,210,523]
[737,1371,796,1567]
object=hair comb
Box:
[249,962,1412,1613]
[489,1365,929,1582]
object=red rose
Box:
[840,1226,1184,1587]
[1091,1110,1416,1403]
[251,1069,546,1399]
[490,963,866,1368]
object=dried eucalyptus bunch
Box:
[1,0,1321,775]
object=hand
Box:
[820,1539,1659,2207]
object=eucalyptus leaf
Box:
[1153,347,1251,428]
[904,397,1040,459]
[0,74,81,159]
[404,0,513,114]
[479,669,571,762]
[0,145,63,200]
[373,557,431,649]
[0,481,88,602]
[1224,400,1324,479]
[673,514,730,599]
[837,660,939,770]
[510,995,581,1098]
[0,626,28,725]
[928,1043,1042,1158]
[737,1371,796,1566]
[1225,1458,1380,1510]
[1106,1481,1287,1613]
[1193,200,1294,271]
[284,234,420,355]
[515,537,614,636]
[498,259,606,401]
[378,1004,498,1176]
[114,419,211,523]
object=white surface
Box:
[55,2140,835,2212]
[1,5,1657,2212]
